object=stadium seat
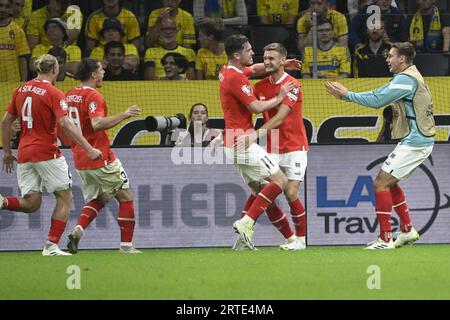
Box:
[250,25,297,55]
[414,53,450,76]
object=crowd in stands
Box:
[1,0,450,82]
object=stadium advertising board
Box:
[307,144,450,245]
[1,145,449,250]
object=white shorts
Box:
[224,144,280,184]
[17,156,72,196]
[270,151,308,181]
[77,159,130,202]
[381,143,433,180]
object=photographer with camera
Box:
[174,103,222,147]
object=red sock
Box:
[241,194,256,218]
[47,219,67,244]
[266,204,294,239]
[390,184,412,232]
[118,200,135,243]
[2,197,20,211]
[288,199,306,237]
[246,183,282,222]
[375,190,393,242]
[77,199,104,230]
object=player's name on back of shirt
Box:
[18,85,47,96]
[67,94,83,103]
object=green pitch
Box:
[1,245,450,300]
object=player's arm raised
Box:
[58,116,102,160]
[246,80,296,114]
[91,105,141,131]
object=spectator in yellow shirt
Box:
[30,18,81,77]
[302,19,350,78]
[10,0,31,31]
[144,17,196,80]
[89,17,139,73]
[26,0,82,50]
[84,0,141,57]
[297,0,348,54]
[0,0,29,81]
[196,19,227,80]
[257,0,299,25]
[145,0,196,49]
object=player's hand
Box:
[2,152,17,173]
[285,59,302,71]
[157,7,173,22]
[125,105,141,118]
[87,148,103,161]
[11,119,21,135]
[234,132,257,153]
[278,80,296,98]
[325,81,348,99]
[209,133,223,156]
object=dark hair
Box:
[44,18,68,42]
[225,34,249,58]
[189,103,208,120]
[317,18,333,28]
[48,46,67,63]
[198,18,224,42]
[104,41,125,57]
[75,58,101,81]
[160,52,188,74]
[391,42,416,64]
[187,103,209,144]
[263,43,287,58]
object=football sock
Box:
[246,183,283,222]
[118,200,135,243]
[375,190,393,242]
[241,194,256,218]
[390,184,412,232]
[288,198,307,237]
[47,218,67,244]
[77,199,104,230]
[2,197,20,211]
[266,203,294,239]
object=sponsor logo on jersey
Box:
[287,92,298,102]
[241,85,251,95]
[89,102,97,113]
[60,99,68,111]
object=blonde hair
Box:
[263,43,287,58]
[391,42,416,65]
[34,54,58,74]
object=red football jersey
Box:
[254,73,309,154]
[219,65,257,147]
[6,79,68,163]
[65,86,116,170]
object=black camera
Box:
[145,113,187,132]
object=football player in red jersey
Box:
[65,58,142,254]
[219,34,298,250]
[1,54,102,256]
[253,43,309,250]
